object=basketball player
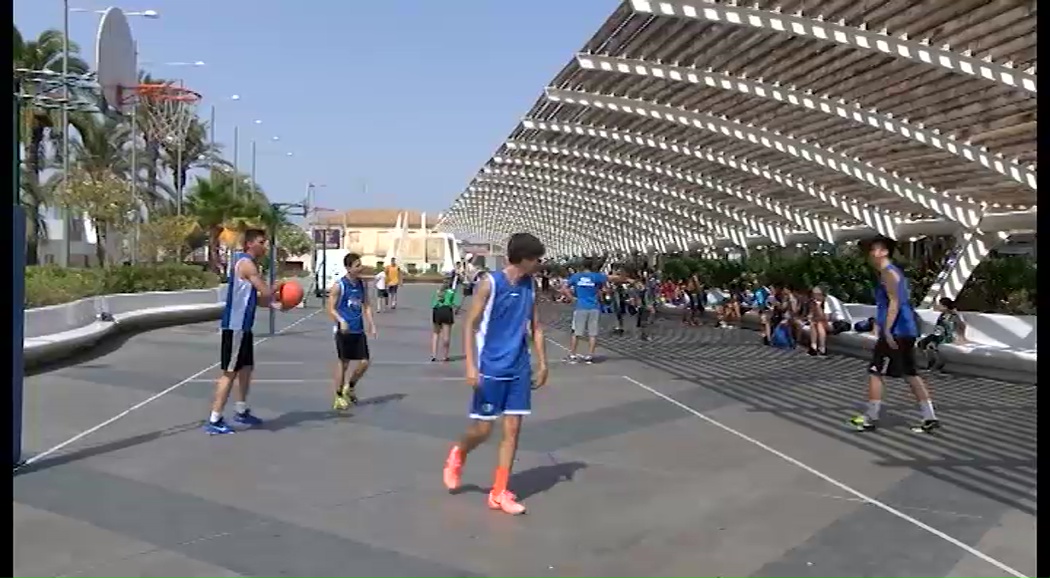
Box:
[442,233,549,515]
[850,236,940,433]
[205,229,283,435]
[329,253,377,410]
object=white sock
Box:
[919,400,936,421]
[234,401,248,415]
[865,400,882,420]
[209,411,222,423]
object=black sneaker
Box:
[911,419,941,434]
[807,348,818,356]
[762,336,770,346]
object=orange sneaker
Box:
[488,490,526,515]
[443,446,463,490]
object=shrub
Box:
[25,264,221,308]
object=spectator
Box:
[806,287,836,356]
[917,297,969,371]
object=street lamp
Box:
[70,8,159,18]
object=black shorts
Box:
[335,332,370,361]
[869,336,918,378]
[432,305,454,326]
[377,288,389,298]
[463,284,474,297]
[387,284,399,295]
[220,330,254,372]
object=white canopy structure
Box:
[437,0,1036,302]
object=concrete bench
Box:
[23,287,227,368]
[658,297,1036,384]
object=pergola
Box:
[437,0,1036,303]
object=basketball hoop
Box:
[131,83,202,147]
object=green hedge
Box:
[658,253,1036,315]
[26,264,221,308]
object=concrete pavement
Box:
[14,284,1036,577]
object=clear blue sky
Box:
[15,0,617,213]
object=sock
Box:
[492,466,510,495]
[209,411,222,423]
[234,401,248,415]
[865,400,882,421]
[919,400,936,421]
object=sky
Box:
[14,0,618,214]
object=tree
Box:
[54,170,136,266]
[275,222,312,260]
[185,171,270,273]
[19,167,60,265]
[137,214,199,262]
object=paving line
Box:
[18,309,323,469]
[544,334,1027,578]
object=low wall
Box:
[24,286,227,368]
[658,303,1037,385]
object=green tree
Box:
[185,170,270,273]
[275,222,312,260]
[54,170,136,267]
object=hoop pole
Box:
[132,102,140,265]
[62,0,71,268]
[13,85,26,468]
[232,126,239,198]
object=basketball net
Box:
[134,84,201,150]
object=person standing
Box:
[561,259,623,364]
[430,278,460,362]
[329,253,378,409]
[373,261,388,313]
[442,233,549,515]
[849,236,940,433]
[384,258,402,310]
[205,229,283,435]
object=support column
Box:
[920,231,1004,308]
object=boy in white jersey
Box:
[205,229,284,435]
[442,233,548,515]
[373,261,387,313]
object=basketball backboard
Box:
[95,7,137,114]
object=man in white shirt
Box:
[373,264,388,313]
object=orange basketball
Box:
[278,280,304,309]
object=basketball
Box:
[278,280,304,309]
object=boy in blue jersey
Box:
[205,229,285,435]
[328,253,377,410]
[442,233,549,515]
[850,236,940,433]
[560,259,624,363]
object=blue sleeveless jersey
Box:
[221,252,258,331]
[874,263,918,338]
[476,271,534,379]
[334,277,367,333]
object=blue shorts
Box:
[469,373,532,420]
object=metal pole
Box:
[209,104,215,149]
[250,140,256,199]
[14,86,26,467]
[268,213,277,336]
[176,142,182,215]
[130,101,138,264]
[232,126,239,198]
[62,0,71,267]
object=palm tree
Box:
[14,27,90,176]
[185,171,270,272]
[160,115,230,209]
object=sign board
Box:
[312,228,342,248]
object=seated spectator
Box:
[760,283,785,345]
[716,286,743,328]
[806,286,838,356]
[917,297,969,371]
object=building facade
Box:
[309,209,458,273]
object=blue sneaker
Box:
[233,409,264,427]
[204,418,235,435]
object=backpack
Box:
[770,323,795,349]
